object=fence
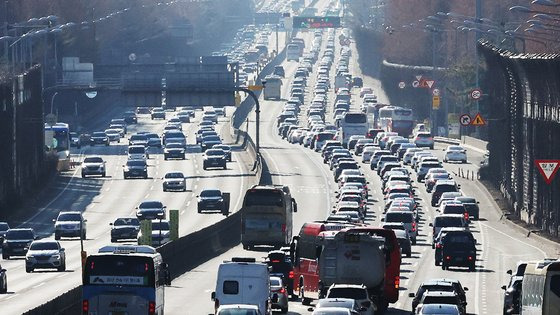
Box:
[0,66,53,218]
[479,40,560,237]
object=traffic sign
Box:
[248,85,264,91]
[412,80,420,88]
[426,80,435,89]
[470,88,482,100]
[432,88,440,96]
[535,160,560,184]
[398,81,406,89]
[471,113,486,126]
[432,95,440,109]
[415,75,423,81]
[460,114,472,126]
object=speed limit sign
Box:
[470,88,482,100]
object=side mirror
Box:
[109,223,113,226]
[332,210,336,214]
[0,269,6,273]
[501,285,507,290]
[60,248,65,251]
[463,287,469,291]
[506,269,512,275]
[362,301,371,308]
[408,292,415,298]
[429,223,433,227]
[271,293,279,303]
[211,292,216,301]
[380,218,385,222]
[83,219,88,223]
[307,307,314,312]
[477,201,480,204]
[52,219,56,223]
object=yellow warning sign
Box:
[432,95,440,109]
[471,113,486,126]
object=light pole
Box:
[50,91,59,115]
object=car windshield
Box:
[270,278,281,286]
[92,132,105,137]
[165,172,184,179]
[423,295,458,305]
[328,288,367,300]
[201,190,221,197]
[84,157,103,163]
[130,135,147,141]
[436,216,464,227]
[114,218,140,226]
[218,310,258,315]
[386,212,413,223]
[6,230,33,239]
[166,143,183,149]
[58,213,81,221]
[139,201,163,209]
[203,136,221,142]
[317,300,354,309]
[127,160,146,167]
[129,147,145,154]
[30,242,58,250]
[152,221,170,230]
[0,222,9,231]
[207,150,225,156]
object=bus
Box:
[82,245,171,315]
[286,44,301,61]
[521,259,560,315]
[377,106,415,137]
[290,222,355,305]
[263,75,282,100]
[336,112,369,147]
[241,185,298,249]
[44,122,70,159]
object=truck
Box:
[334,74,352,93]
[263,75,282,100]
[212,257,273,315]
[317,229,388,311]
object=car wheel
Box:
[441,263,446,270]
[124,174,128,179]
[163,188,167,192]
[0,282,6,294]
[469,264,476,272]
[412,237,416,245]
[111,238,117,243]
[82,232,86,240]
[102,172,106,177]
[55,232,60,240]
[58,261,66,272]
[105,142,109,146]
[2,253,8,260]
[280,306,288,314]
[430,145,434,150]
[407,251,411,258]
[463,160,467,164]
[81,173,85,178]
[435,259,440,266]
[143,174,148,179]
[164,157,168,161]
[26,267,33,273]
[223,165,227,170]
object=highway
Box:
[164,12,558,315]
[0,107,259,314]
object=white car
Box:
[444,146,467,163]
[54,211,87,240]
[25,240,66,273]
[216,304,262,315]
[326,284,375,315]
[162,172,186,192]
[361,147,376,163]
[81,156,106,178]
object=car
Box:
[0,263,6,293]
[25,240,66,273]
[176,112,191,123]
[383,211,417,244]
[109,124,126,137]
[162,172,186,192]
[213,144,232,162]
[394,229,412,257]
[433,227,469,264]
[417,304,460,314]
[431,180,461,206]
[127,145,149,161]
[312,307,358,315]
[136,107,150,114]
[110,217,140,242]
[129,134,149,147]
[54,211,87,240]
[314,298,363,314]
[90,131,109,146]
[415,291,465,315]
[440,230,476,271]
[163,143,186,160]
[136,200,166,220]
[266,250,295,298]
[151,107,166,119]
[409,280,468,313]
[2,228,35,259]
[215,304,262,315]
[81,156,106,178]
[270,276,289,313]
[417,162,442,182]
[110,118,127,132]
[203,149,227,170]
[138,220,171,247]
[145,133,162,148]
[454,197,480,220]
[197,189,224,213]
[70,132,82,148]
[444,146,467,163]
[123,159,148,179]
[502,275,523,315]
[122,110,137,124]
[104,128,122,142]
[414,132,434,149]
[325,284,375,315]
[0,222,9,245]
[201,135,222,151]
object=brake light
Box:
[271,260,281,263]
[282,224,286,232]
[464,212,469,221]
[289,271,294,279]
[412,222,416,232]
[468,256,473,261]
[82,300,89,314]
[149,301,156,315]
[446,256,451,260]
[436,243,442,249]
[315,135,319,140]
[279,287,286,294]
[394,276,400,289]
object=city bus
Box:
[241,185,298,249]
[287,44,301,61]
[336,112,369,147]
[44,122,70,159]
[377,106,415,137]
[521,259,560,315]
[82,245,171,315]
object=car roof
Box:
[423,291,458,297]
[59,211,81,215]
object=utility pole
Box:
[474,0,481,130]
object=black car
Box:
[2,228,35,259]
[164,143,186,160]
[0,222,9,245]
[123,111,137,124]
[273,65,285,77]
[136,200,166,220]
[110,218,140,242]
[203,149,227,170]
[454,196,480,220]
[197,189,224,213]
[352,77,363,87]
[90,131,109,146]
[266,250,295,298]
[123,159,148,179]
[213,144,232,162]
[201,135,221,151]
[440,230,477,271]
[0,263,6,293]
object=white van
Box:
[212,258,272,315]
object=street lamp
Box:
[510,5,560,16]
[532,0,560,7]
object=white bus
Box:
[336,112,369,147]
[521,260,560,315]
[286,44,301,61]
[263,75,282,100]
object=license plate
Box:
[14,248,23,252]
[456,257,463,261]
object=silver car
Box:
[54,211,87,240]
[270,276,289,313]
[162,172,186,192]
[25,240,66,272]
[81,156,106,178]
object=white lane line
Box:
[193,185,198,190]
[144,193,150,198]
[32,282,46,289]
[479,221,547,257]
[474,222,485,315]
[150,186,154,191]
[3,294,17,300]
[186,201,191,207]
[181,210,185,215]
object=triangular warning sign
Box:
[471,113,486,126]
[426,80,435,89]
[415,75,422,81]
[535,160,560,184]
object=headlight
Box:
[124,167,130,171]
[164,149,169,153]
[53,254,61,259]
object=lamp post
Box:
[510,5,560,17]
